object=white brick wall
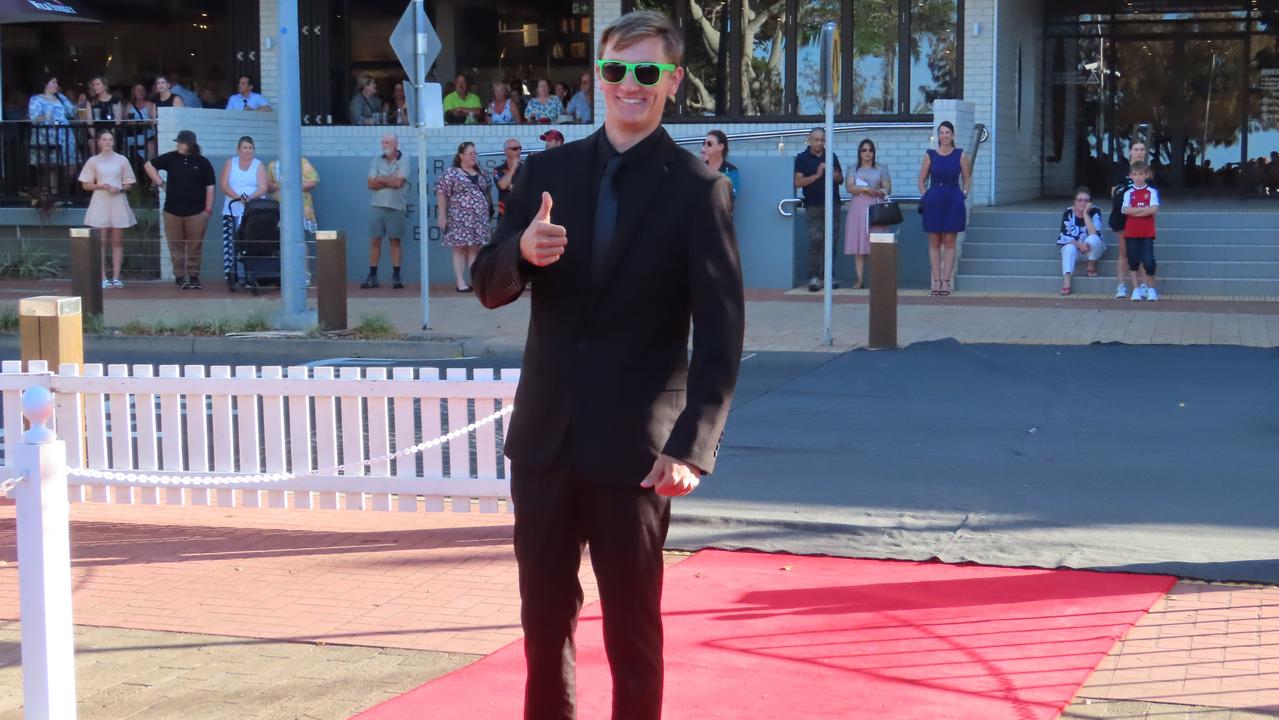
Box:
[259,0,279,107]
[962,0,996,205]
[159,107,281,158]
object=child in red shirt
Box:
[1121,161,1161,301]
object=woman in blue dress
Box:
[27,75,79,196]
[916,121,971,296]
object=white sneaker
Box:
[1130,286,1145,301]
[1145,286,1159,302]
[112,279,124,288]
[1115,283,1128,299]
[101,279,111,289]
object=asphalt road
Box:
[11,341,1279,583]
[673,341,1279,584]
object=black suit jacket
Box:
[472,127,745,485]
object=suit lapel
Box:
[589,131,674,305]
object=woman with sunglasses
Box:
[845,138,892,290]
[523,79,563,124]
[1057,186,1106,295]
[700,129,738,201]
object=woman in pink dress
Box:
[79,128,137,288]
[843,139,892,289]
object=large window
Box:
[319,0,595,125]
[626,0,962,120]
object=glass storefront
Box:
[1043,2,1279,195]
[309,0,595,125]
[1,0,235,116]
[627,0,962,120]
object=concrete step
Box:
[960,242,1279,262]
[963,227,1278,245]
[969,208,1279,231]
[958,258,1279,280]
[957,274,1279,296]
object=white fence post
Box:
[12,385,77,720]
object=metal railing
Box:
[476,120,936,158]
[776,122,991,216]
[670,121,935,148]
[0,120,159,208]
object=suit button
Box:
[577,340,588,351]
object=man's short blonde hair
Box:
[598,10,684,65]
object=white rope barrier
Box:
[59,405,514,488]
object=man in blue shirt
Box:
[566,72,592,123]
[793,127,842,291]
[225,75,272,111]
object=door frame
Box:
[1104,31,1251,192]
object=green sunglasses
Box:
[596,59,677,86]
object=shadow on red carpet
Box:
[354,549,1174,719]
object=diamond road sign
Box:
[390,1,440,86]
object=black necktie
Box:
[593,155,622,280]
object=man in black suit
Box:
[471,10,744,720]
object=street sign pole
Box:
[820,22,839,347]
[414,0,430,328]
[392,0,441,330]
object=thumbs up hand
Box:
[519,192,568,267]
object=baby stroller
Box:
[228,197,281,296]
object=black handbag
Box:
[868,199,904,226]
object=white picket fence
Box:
[0,361,520,719]
[0,360,519,513]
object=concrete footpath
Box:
[2,280,1279,359]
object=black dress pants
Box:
[511,454,671,720]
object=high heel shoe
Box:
[939,279,951,296]
[930,277,941,296]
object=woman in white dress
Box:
[219,136,268,289]
[78,129,137,288]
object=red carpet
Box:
[356,550,1174,719]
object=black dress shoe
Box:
[456,286,473,293]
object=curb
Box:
[0,334,523,365]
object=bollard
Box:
[315,230,348,331]
[12,386,78,719]
[869,232,897,349]
[19,296,83,370]
[68,228,102,317]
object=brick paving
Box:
[0,502,530,656]
[1071,582,1279,713]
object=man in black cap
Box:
[144,130,217,289]
[540,129,564,150]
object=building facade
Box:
[2,0,1276,287]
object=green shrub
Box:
[0,240,63,279]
